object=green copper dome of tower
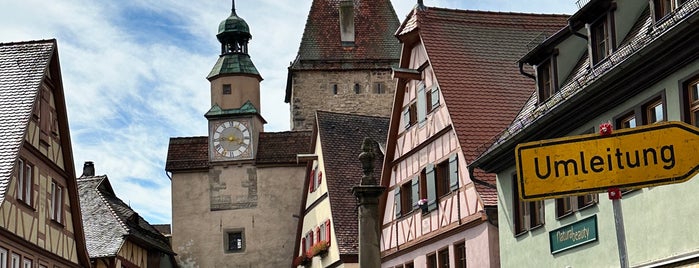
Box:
[208,0,260,80]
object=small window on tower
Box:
[224,229,245,253]
[332,84,338,95]
[373,82,385,94]
[223,84,232,95]
[354,83,361,94]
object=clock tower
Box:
[205,0,265,162]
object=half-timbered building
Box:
[379,5,567,268]
[293,111,388,268]
[0,39,90,268]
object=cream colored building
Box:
[165,2,312,267]
[293,111,388,268]
[0,39,91,268]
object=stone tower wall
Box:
[289,68,397,130]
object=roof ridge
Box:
[423,6,571,18]
[0,39,57,46]
[316,110,391,120]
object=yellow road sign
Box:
[515,121,699,201]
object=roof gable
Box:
[0,40,55,204]
[315,111,388,255]
[290,0,401,70]
[78,176,174,258]
[409,7,568,162]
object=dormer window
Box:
[536,57,557,103]
[590,14,614,65]
[652,0,687,21]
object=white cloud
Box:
[1,0,578,224]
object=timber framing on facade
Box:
[0,39,91,268]
[379,4,568,268]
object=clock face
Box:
[211,120,252,159]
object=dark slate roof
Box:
[256,131,313,165]
[474,1,699,168]
[397,7,568,206]
[290,0,401,70]
[207,53,261,80]
[316,111,389,255]
[165,136,209,172]
[0,39,55,205]
[165,131,312,170]
[78,176,174,258]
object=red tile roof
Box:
[397,7,568,206]
[290,0,401,70]
[256,131,313,165]
[165,131,313,171]
[315,111,389,255]
[165,136,208,172]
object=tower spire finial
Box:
[231,0,237,15]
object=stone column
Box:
[353,138,386,268]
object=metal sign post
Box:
[608,188,628,268]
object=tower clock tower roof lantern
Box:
[217,0,251,43]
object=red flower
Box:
[599,122,613,136]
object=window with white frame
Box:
[16,159,33,207]
[50,181,63,223]
[22,258,31,268]
[0,247,7,268]
[10,254,19,268]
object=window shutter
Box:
[411,177,420,209]
[417,83,426,123]
[317,171,323,187]
[325,219,331,245]
[309,231,314,247]
[309,169,315,192]
[403,107,410,129]
[301,237,306,254]
[316,227,321,244]
[426,164,437,211]
[449,154,459,191]
[431,87,440,109]
[394,188,401,218]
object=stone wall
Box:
[289,69,397,130]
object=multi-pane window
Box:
[0,247,7,268]
[685,77,699,127]
[403,102,418,129]
[50,181,63,223]
[454,242,466,268]
[420,155,459,213]
[11,254,19,268]
[225,230,244,253]
[556,194,598,218]
[645,99,664,124]
[537,58,557,103]
[374,82,385,94]
[435,161,450,198]
[513,175,544,235]
[16,159,32,207]
[426,253,437,268]
[591,15,612,65]
[653,0,687,21]
[400,182,412,215]
[437,248,450,268]
[22,259,31,268]
[616,94,666,129]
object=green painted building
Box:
[471,0,699,267]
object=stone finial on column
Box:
[358,137,376,185]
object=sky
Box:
[0,0,579,224]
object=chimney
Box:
[82,161,95,177]
[339,0,355,46]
